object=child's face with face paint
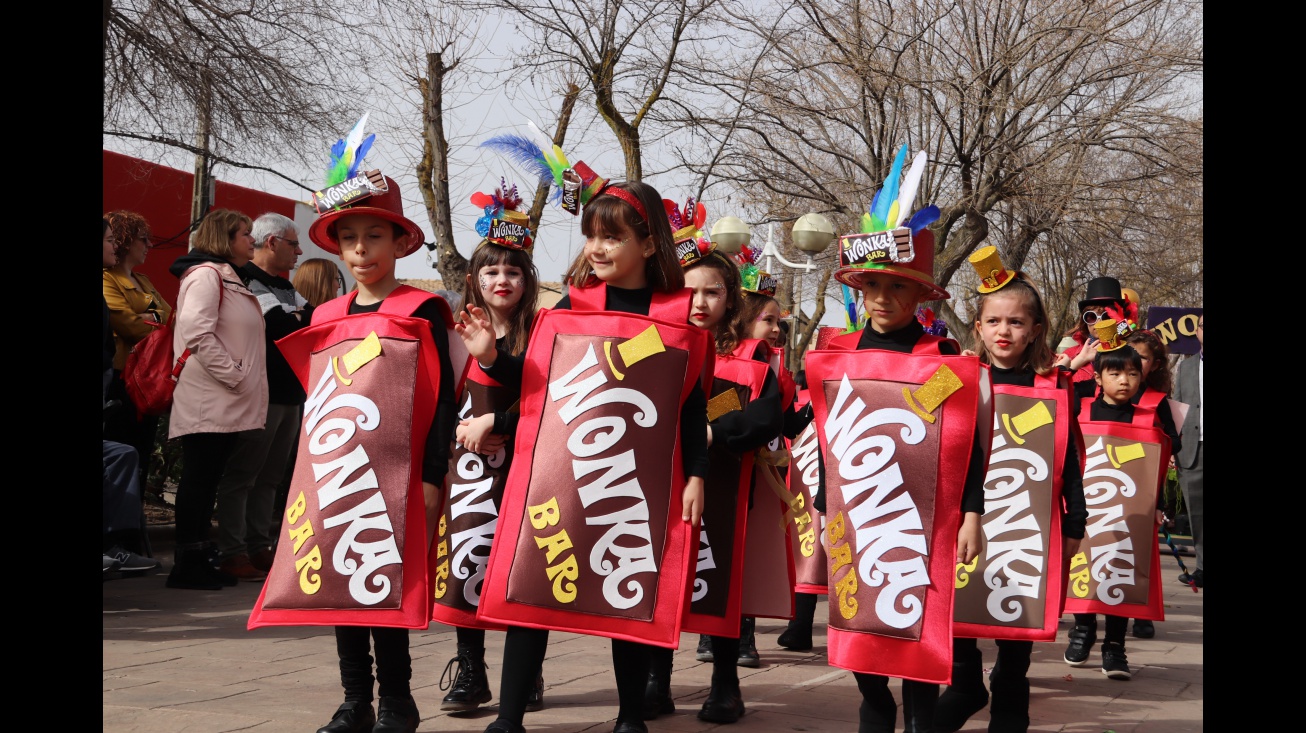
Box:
[477,262,526,314]
[857,272,929,334]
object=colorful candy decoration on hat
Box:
[916,306,949,337]
[1103,301,1140,341]
[479,122,609,216]
[833,143,949,300]
[470,177,533,251]
[667,196,713,267]
[735,242,778,297]
[310,112,388,214]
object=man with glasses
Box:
[1053,276,1129,384]
[211,212,315,580]
[1173,313,1204,587]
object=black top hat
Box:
[1078,276,1125,312]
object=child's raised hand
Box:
[455,413,499,455]
[454,304,497,364]
[961,348,978,357]
[1070,340,1099,370]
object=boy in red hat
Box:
[248,152,461,733]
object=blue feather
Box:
[907,205,940,234]
[327,138,346,169]
[868,188,882,218]
[480,134,553,187]
[873,145,908,225]
[347,134,375,179]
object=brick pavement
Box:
[104,527,1202,732]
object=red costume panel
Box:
[953,373,1073,641]
[806,345,983,684]
[476,285,712,648]
[683,339,770,637]
[789,390,829,595]
[429,364,517,631]
[249,287,452,629]
[1064,396,1169,622]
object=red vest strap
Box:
[1136,387,1165,412]
[377,284,438,318]
[911,335,958,355]
[649,288,692,322]
[732,338,770,361]
[567,282,606,311]
[1033,371,1060,390]
[829,331,861,350]
[1079,396,1095,416]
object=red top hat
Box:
[309,175,426,257]
[834,229,950,301]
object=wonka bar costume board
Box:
[429,365,518,631]
[250,287,455,629]
[788,390,829,595]
[741,350,799,621]
[953,374,1073,641]
[683,339,770,638]
[477,284,712,648]
[1064,396,1170,622]
[806,346,986,684]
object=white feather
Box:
[894,151,929,227]
[525,120,557,159]
[343,112,370,161]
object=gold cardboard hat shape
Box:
[1106,442,1146,468]
[1001,401,1053,445]
[706,388,743,422]
[332,332,383,386]
[604,324,667,380]
[1093,318,1128,352]
[967,245,1018,293]
[902,364,963,424]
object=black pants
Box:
[103,372,160,492]
[855,672,938,733]
[1073,613,1127,646]
[945,637,1033,731]
[175,432,241,546]
[494,626,648,725]
[457,626,485,652]
[334,626,411,702]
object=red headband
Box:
[594,185,648,222]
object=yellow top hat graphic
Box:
[1093,318,1128,352]
[967,246,1019,294]
[1001,401,1053,445]
[604,324,667,381]
[902,365,963,424]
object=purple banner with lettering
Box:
[1143,307,1202,355]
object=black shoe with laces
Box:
[777,621,812,651]
[525,674,545,713]
[1101,642,1132,680]
[738,617,760,668]
[697,680,745,723]
[695,634,714,662]
[374,695,420,733]
[315,700,375,733]
[1063,624,1096,666]
[439,650,492,712]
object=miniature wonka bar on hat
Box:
[471,178,533,251]
[833,144,948,301]
[666,196,714,267]
[735,243,778,297]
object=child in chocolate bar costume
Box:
[643,231,785,724]
[435,190,546,715]
[465,180,710,733]
[933,247,1088,733]
[812,228,988,733]
[305,176,458,733]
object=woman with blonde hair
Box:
[164,208,268,590]
[292,257,344,307]
[103,210,174,495]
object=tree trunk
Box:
[527,82,582,234]
[791,269,831,371]
[416,51,467,294]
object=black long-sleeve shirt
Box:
[347,298,456,486]
[814,319,986,516]
[1072,380,1181,457]
[487,335,524,437]
[989,365,1086,540]
[486,285,709,479]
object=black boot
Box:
[902,681,939,733]
[695,633,714,662]
[525,673,545,713]
[737,617,760,668]
[315,700,375,733]
[374,695,420,733]
[697,678,745,723]
[440,648,492,712]
[642,647,674,719]
[936,643,988,733]
[778,593,816,650]
[987,674,1030,733]
[166,543,225,590]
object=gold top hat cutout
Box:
[1093,318,1127,352]
[1001,401,1053,445]
[902,364,964,424]
[603,324,667,381]
[968,246,1016,293]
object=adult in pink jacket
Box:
[165,208,268,590]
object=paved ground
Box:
[104,525,1202,732]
